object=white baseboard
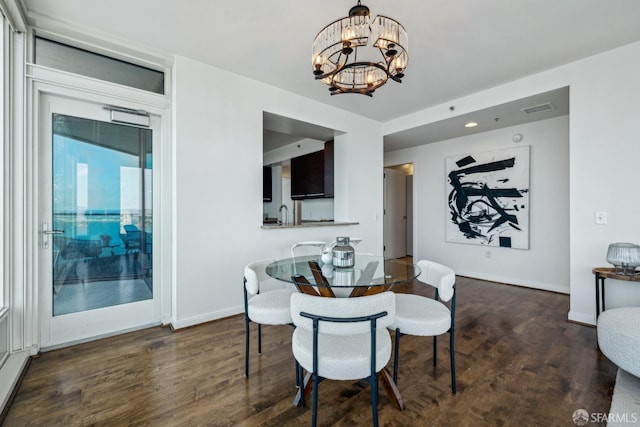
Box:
[568,310,596,326]
[0,350,30,415]
[171,306,243,330]
[161,315,172,326]
[455,269,570,294]
[41,322,161,352]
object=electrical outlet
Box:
[595,211,607,225]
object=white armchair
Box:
[243,259,296,377]
[388,259,457,393]
[597,307,640,378]
[290,241,326,258]
[291,292,395,427]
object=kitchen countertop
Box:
[261,220,359,229]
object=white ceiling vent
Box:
[521,103,554,115]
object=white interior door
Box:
[384,168,407,259]
[406,174,414,256]
[38,93,161,348]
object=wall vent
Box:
[521,103,554,115]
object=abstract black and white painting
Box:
[445,146,530,249]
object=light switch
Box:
[595,212,607,224]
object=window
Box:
[0,10,7,309]
[0,7,9,364]
[35,37,165,94]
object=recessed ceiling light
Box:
[464,122,478,128]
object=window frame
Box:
[34,36,166,95]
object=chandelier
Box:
[312,1,408,97]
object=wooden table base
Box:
[379,367,405,410]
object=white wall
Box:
[406,175,413,256]
[568,42,640,321]
[300,199,334,221]
[386,116,570,293]
[384,40,640,325]
[172,55,383,328]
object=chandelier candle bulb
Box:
[313,55,326,75]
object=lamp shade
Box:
[606,242,640,274]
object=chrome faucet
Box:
[279,204,289,225]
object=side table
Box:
[592,267,640,318]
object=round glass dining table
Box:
[267,253,419,410]
[266,254,421,297]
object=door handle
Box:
[42,222,64,249]
[43,229,64,235]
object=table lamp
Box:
[606,242,640,275]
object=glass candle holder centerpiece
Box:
[606,242,640,275]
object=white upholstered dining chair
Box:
[243,259,296,377]
[290,241,326,258]
[388,259,457,393]
[291,291,395,427]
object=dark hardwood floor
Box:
[2,276,616,426]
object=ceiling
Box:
[385,86,569,152]
[263,112,336,152]
[22,0,640,148]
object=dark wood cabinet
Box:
[291,140,334,200]
[263,166,272,202]
[323,140,334,198]
[291,150,324,199]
